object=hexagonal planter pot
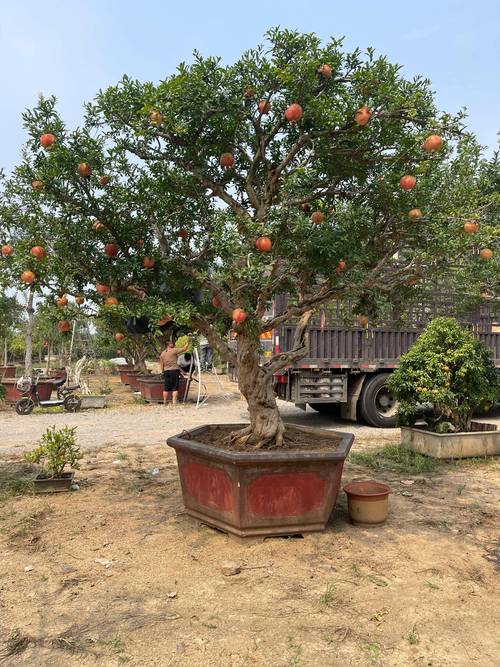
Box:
[118,365,134,385]
[139,374,187,403]
[167,423,354,538]
[401,422,500,459]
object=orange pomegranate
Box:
[149,110,163,126]
[212,296,222,308]
[479,248,493,260]
[408,208,423,221]
[105,297,119,306]
[75,295,85,305]
[423,135,443,152]
[104,243,119,258]
[318,63,332,78]
[95,283,110,294]
[219,153,235,169]
[40,133,56,149]
[354,106,372,126]
[21,270,35,284]
[400,175,416,191]
[58,320,71,334]
[143,256,156,268]
[255,236,272,252]
[56,296,68,308]
[284,103,303,123]
[357,315,369,327]
[1,244,13,257]
[463,220,478,233]
[30,246,45,260]
[311,211,325,224]
[115,332,125,342]
[77,162,92,178]
[93,220,105,231]
[232,308,247,324]
[99,175,110,186]
[258,100,271,114]
[32,180,44,191]
[336,259,346,273]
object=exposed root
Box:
[222,426,253,449]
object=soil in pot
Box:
[33,471,75,494]
[198,424,343,452]
[343,480,390,527]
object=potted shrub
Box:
[387,317,500,458]
[3,30,496,535]
[25,425,82,492]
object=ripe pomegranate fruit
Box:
[75,296,85,305]
[99,175,110,186]
[178,229,188,239]
[149,110,163,126]
[115,332,125,342]
[77,162,92,178]
[232,308,247,324]
[255,236,272,252]
[336,259,346,272]
[212,296,222,308]
[408,208,423,221]
[136,239,145,247]
[357,315,369,327]
[30,246,45,260]
[463,220,478,233]
[479,248,493,260]
[423,135,443,152]
[258,100,271,114]
[400,175,416,191]
[143,256,156,268]
[105,297,119,306]
[32,180,44,191]
[56,296,68,308]
[21,270,35,284]
[301,203,311,213]
[95,284,110,294]
[93,220,105,231]
[1,244,13,257]
[220,153,235,169]
[105,243,119,258]
[354,106,372,126]
[40,133,56,149]
[284,103,303,123]
[318,63,332,78]
[244,88,256,99]
[58,320,71,333]
[311,211,325,224]
[158,315,173,326]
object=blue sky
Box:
[0,0,499,174]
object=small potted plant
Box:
[387,317,499,458]
[25,425,82,492]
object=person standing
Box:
[198,334,213,371]
[159,336,191,406]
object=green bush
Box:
[24,425,82,478]
[387,317,498,432]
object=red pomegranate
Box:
[143,256,156,268]
[232,308,247,324]
[400,175,416,191]
[408,208,423,221]
[105,296,119,306]
[220,153,235,169]
[212,296,222,308]
[178,229,188,239]
[284,103,303,123]
[96,283,110,294]
[463,220,478,234]
[479,248,493,260]
[40,133,56,149]
[318,63,332,79]
[21,270,35,284]
[105,243,119,258]
[30,246,45,260]
[355,106,372,126]
[336,259,346,273]
[423,135,443,152]
[58,320,71,334]
[311,211,325,224]
[301,203,311,213]
[77,162,92,178]
[1,244,13,257]
[56,296,68,308]
[258,100,271,114]
[115,332,125,342]
[255,236,272,252]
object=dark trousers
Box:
[199,345,213,370]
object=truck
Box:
[265,293,500,427]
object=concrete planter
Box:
[401,422,500,459]
[139,374,187,403]
[167,423,354,538]
[80,395,107,409]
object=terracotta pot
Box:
[33,471,74,494]
[343,480,390,526]
[118,365,134,385]
[0,365,16,378]
[128,371,151,391]
[1,378,53,403]
[139,374,187,403]
[167,423,354,538]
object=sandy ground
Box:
[0,375,499,666]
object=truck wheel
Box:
[358,373,398,428]
[308,403,341,417]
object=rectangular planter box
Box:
[0,366,16,378]
[1,378,53,403]
[401,422,500,459]
[127,371,151,391]
[118,365,134,385]
[33,471,74,494]
[168,423,354,538]
[139,375,187,403]
[80,395,107,409]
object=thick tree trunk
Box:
[24,287,35,378]
[234,334,285,448]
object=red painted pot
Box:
[167,423,354,538]
[0,366,16,378]
[139,374,187,403]
[2,378,53,403]
[128,371,151,391]
[118,365,134,385]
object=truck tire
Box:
[358,373,398,428]
[308,403,341,417]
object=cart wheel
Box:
[15,398,35,415]
[64,394,81,412]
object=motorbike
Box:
[15,372,82,415]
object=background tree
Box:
[5,29,498,447]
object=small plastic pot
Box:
[343,480,390,526]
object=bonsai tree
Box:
[25,425,82,479]
[387,317,498,432]
[5,29,498,448]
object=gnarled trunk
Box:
[235,334,285,448]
